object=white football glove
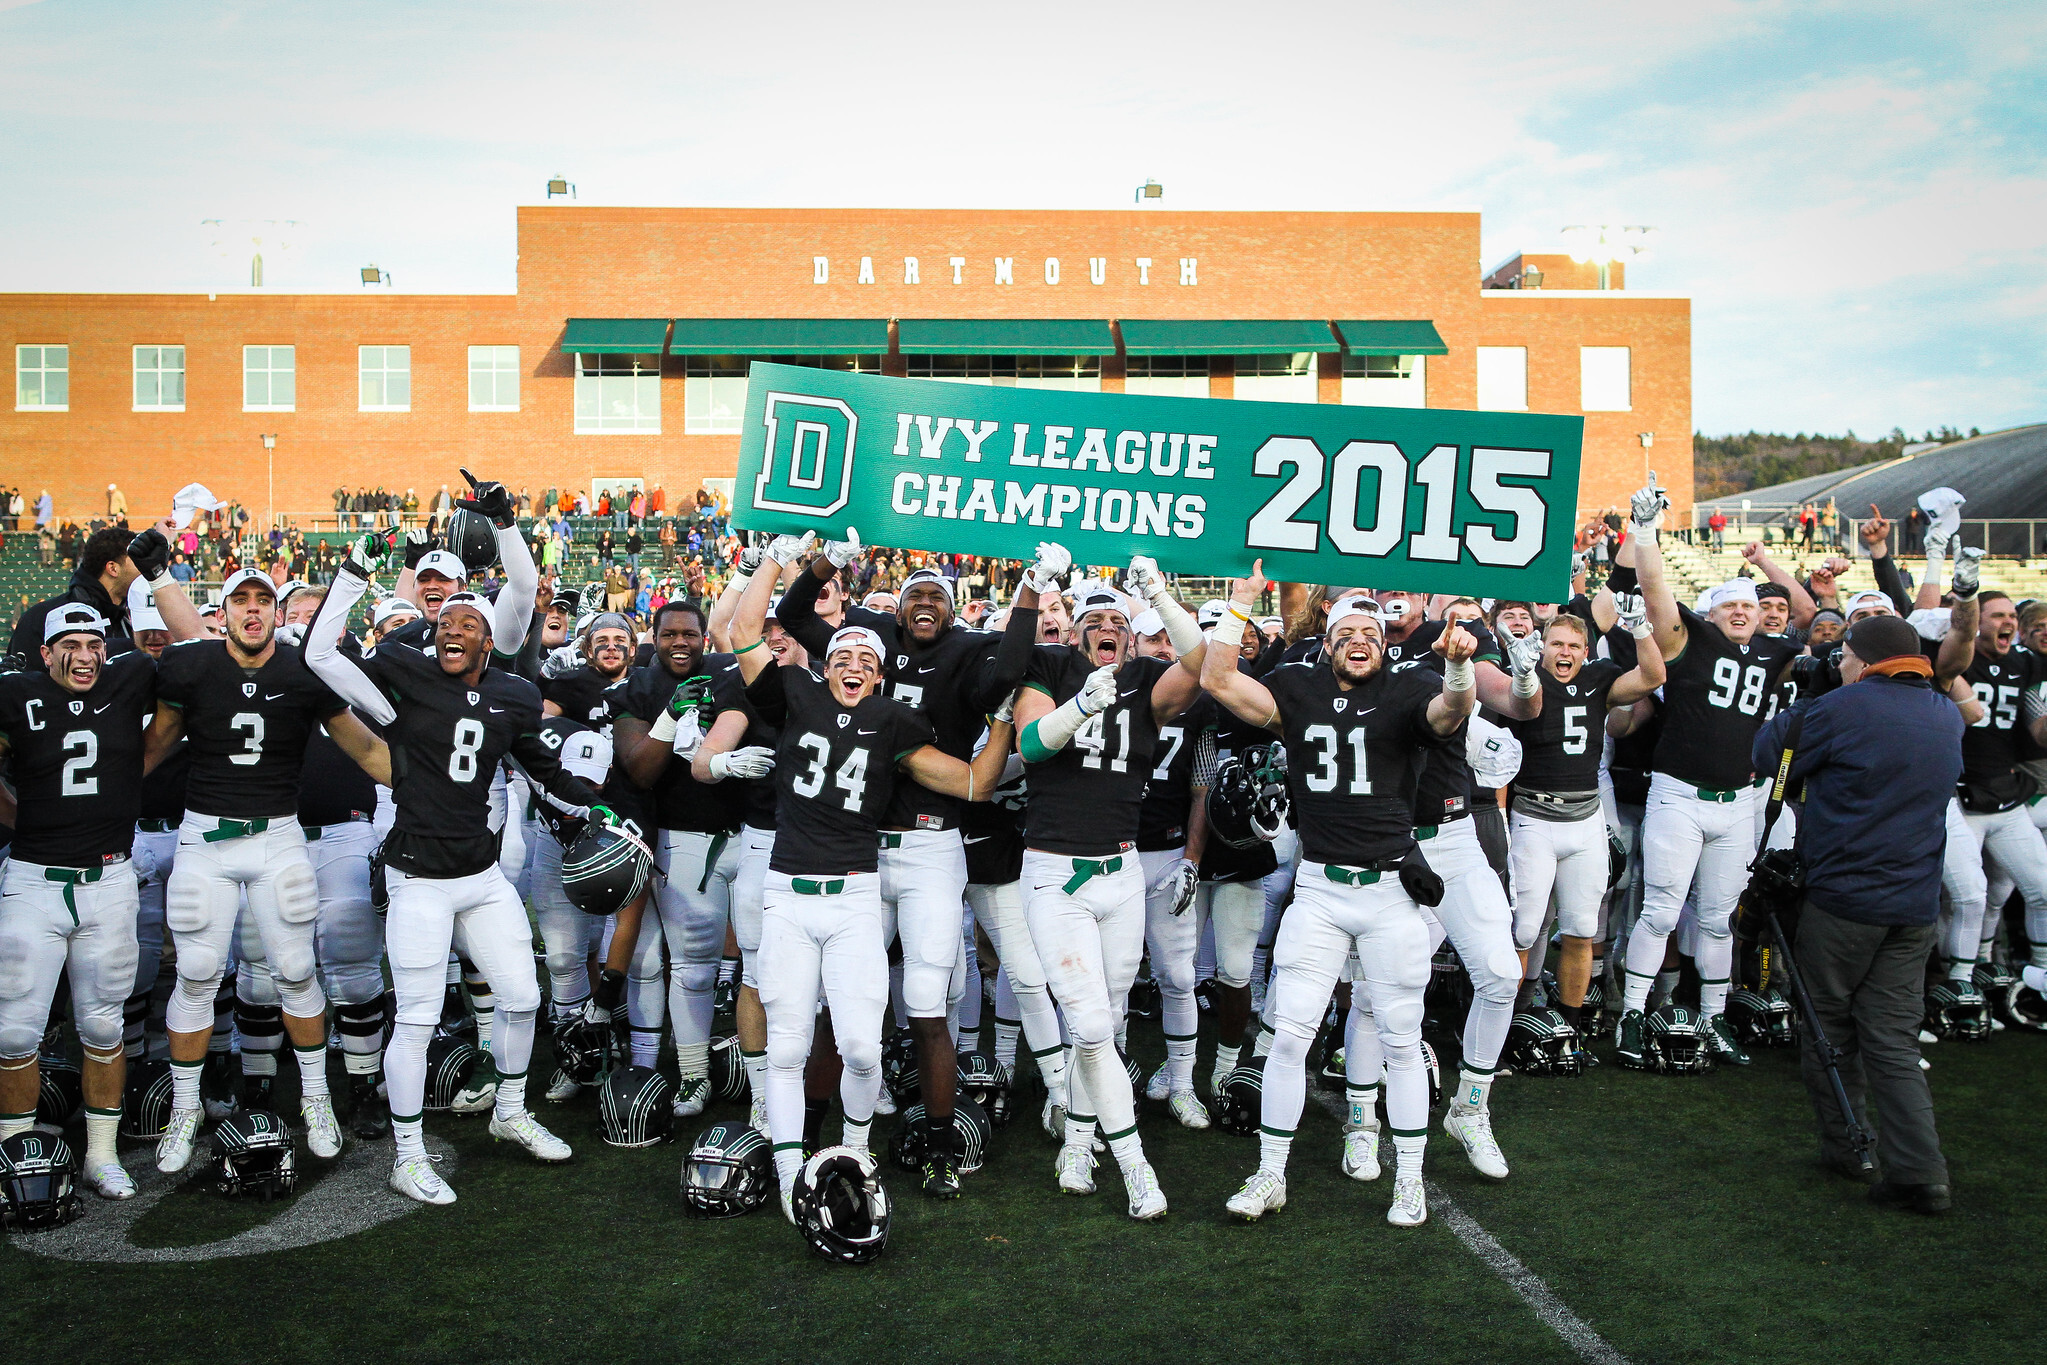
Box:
[1077,664,1120,716]
[541,644,584,679]
[766,531,816,566]
[1151,857,1199,917]
[1951,545,1985,600]
[1024,541,1071,595]
[1507,630,1544,679]
[824,525,862,569]
[1922,529,1951,565]
[1126,554,1164,604]
[672,713,705,759]
[1629,476,1669,529]
[710,746,776,780]
[274,623,306,648]
[736,545,765,576]
[1616,596,1652,638]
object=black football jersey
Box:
[1138,694,1215,852]
[527,715,613,840]
[1266,659,1441,866]
[138,740,189,823]
[1961,647,2047,785]
[962,768,1027,885]
[297,726,379,827]
[606,657,746,834]
[1508,660,1624,794]
[355,642,595,878]
[702,662,779,831]
[1651,606,1800,789]
[0,651,156,865]
[1380,618,1502,824]
[155,639,348,820]
[1021,649,1175,857]
[543,664,618,731]
[744,663,937,876]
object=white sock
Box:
[0,1112,34,1139]
[393,1115,426,1161]
[676,1040,710,1082]
[493,1067,528,1120]
[85,1107,121,1167]
[171,1057,204,1111]
[1345,1083,1380,1131]
[1392,1132,1426,1178]
[1106,1127,1145,1174]
[742,1049,769,1101]
[993,1018,1021,1071]
[1651,969,1680,1009]
[1257,1128,1292,1176]
[295,1043,329,1100]
[842,1115,871,1154]
[1214,1043,1242,1079]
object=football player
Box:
[305,527,588,1206]
[1504,605,1666,1036]
[1203,567,1478,1226]
[1949,589,2047,977]
[1014,560,1209,1221]
[775,531,1052,1197]
[522,711,614,1099]
[543,612,635,728]
[1614,479,1802,1067]
[726,533,1012,1221]
[146,568,388,1174]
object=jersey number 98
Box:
[1707,658,1768,716]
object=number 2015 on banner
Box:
[1246,437,1551,566]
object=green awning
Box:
[897,319,1114,356]
[1335,320,1447,356]
[561,318,669,354]
[666,319,890,356]
[1118,320,1339,356]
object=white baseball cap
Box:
[1197,599,1230,628]
[1705,579,1760,611]
[44,603,109,644]
[414,549,469,582]
[1133,608,1166,637]
[1844,590,1894,621]
[1074,586,1131,624]
[371,597,421,628]
[826,626,886,664]
[438,592,495,630]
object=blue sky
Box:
[2,0,2038,436]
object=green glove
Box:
[669,676,715,718]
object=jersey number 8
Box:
[449,718,486,782]
[1707,658,1768,716]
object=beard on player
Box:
[586,624,633,680]
[898,580,954,644]
[1326,619,1385,684]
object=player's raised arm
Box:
[707,542,766,651]
[1936,548,1985,685]
[128,520,207,641]
[1607,593,1668,706]
[733,532,813,685]
[456,469,534,653]
[1125,552,1207,722]
[902,700,1015,801]
[303,534,399,725]
[1200,562,1282,734]
[775,527,866,657]
[1625,475,1686,661]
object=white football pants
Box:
[1023,850,1145,1140]
[655,828,742,1078]
[165,816,324,1031]
[966,878,1064,1092]
[1624,776,1762,1016]
[0,857,138,1057]
[1418,818,1520,1073]
[1509,810,1609,946]
[730,826,775,989]
[880,830,970,1019]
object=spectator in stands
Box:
[107,483,128,522]
[573,489,589,516]
[1902,506,1927,555]
[35,489,53,529]
[605,560,632,613]
[5,523,149,668]
[38,524,55,567]
[1708,509,1729,551]
[596,528,615,564]
[169,551,193,583]
[659,517,676,566]
[649,484,666,515]
[625,526,643,570]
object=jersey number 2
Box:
[61,730,98,795]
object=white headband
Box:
[900,569,955,605]
[1707,579,1759,610]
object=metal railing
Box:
[1691,508,2047,560]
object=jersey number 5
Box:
[792,733,870,810]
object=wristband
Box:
[734,639,763,655]
[1152,592,1204,658]
[144,569,173,593]
[1210,610,1249,650]
[1629,619,1655,640]
[650,710,678,744]
[1512,667,1538,698]
[1443,658,1475,693]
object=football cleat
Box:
[301,1095,344,1159]
[671,1075,711,1119]
[874,1089,898,1117]
[1342,1129,1382,1181]
[489,1110,572,1162]
[1168,1088,1212,1130]
[1206,1064,1233,1103]
[544,1069,582,1103]
[347,1075,390,1140]
[1443,1106,1509,1180]
[1388,1173,1427,1226]
[389,1153,455,1205]
[1055,1145,1096,1195]
[779,1183,796,1226]
[1041,1097,1067,1142]
[1615,1008,1648,1069]
[1145,1062,1172,1102]
[1702,1014,1752,1066]
[748,1092,770,1137]
[155,1106,203,1174]
[449,1058,499,1115]
[87,1159,137,1200]
[920,1151,963,1200]
[1226,1169,1286,1221]
[1123,1158,1168,1221]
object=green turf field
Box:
[5,1014,2041,1365]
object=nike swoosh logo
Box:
[92,703,112,714]
[858,729,878,736]
[489,706,506,714]
[264,692,286,701]
[917,665,938,674]
[963,835,988,845]
[1357,706,1376,716]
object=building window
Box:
[1580,346,1631,411]
[684,357,748,434]
[468,345,519,411]
[1340,353,1426,409]
[133,345,186,411]
[903,355,1101,390]
[575,353,660,434]
[1476,346,1527,412]
[1232,353,1317,404]
[359,345,412,412]
[243,345,295,412]
[15,345,68,411]
[774,354,882,373]
[1121,356,1210,398]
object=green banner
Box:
[733,362,1584,600]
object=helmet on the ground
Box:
[1581,977,1608,1024]
[598,1066,674,1148]
[955,1051,1007,1115]
[207,1110,297,1199]
[1125,975,1160,1020]
[121,1057,175,1138]
[0,1132,81,1230]
[423,1033,482,1111]
[35,1056,82,1130]
[682,1122,774,1218]
[560,820,654,917]
[1216,1061,1264,1136]
[551,1014,612,1087]
[1644,1004,1713,1075]
[444,507,500,576]
[1505,1008,1586,1077]
[792,1146,891,1264]
[1725,987,1795,1048]
[1424,944,1473,1037]
[709,1034,749,1101]
[888,1100,993,1176]
[1922,980,1992,1042]
[881,1033,921,1107]
[1974,962,2033,1029]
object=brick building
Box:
[2,206,1688,526]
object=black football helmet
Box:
[561,820,655,917]
[889,1100,994,1176]
[682,1122,775,1218]
[1725,988,1795,1048]
[551,1014,613,1087]
[1207,744,1290,849]
[709,1034,750,1101]
[121,1057,175,1138]
[207,1110,297,1199]
[599,1066,675,1148]
[444,507,500,576]
[955,1051,1007,1116]
[1424,944,1473,1037]
[792,1146,892,1264]
[0,1132,81,1230]
[881,1033,922,1107]
[1581,977,1609,1026]
[1922,980,1992,1041]
[1216,1061,1264,1136]
[1644,1004,1713,1075]
[1974,961,2031,1029]
[369,841,390,914]
[1505,1008,1586,1077]
[36,1055,83,1131]
[423,1033,482,1111]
